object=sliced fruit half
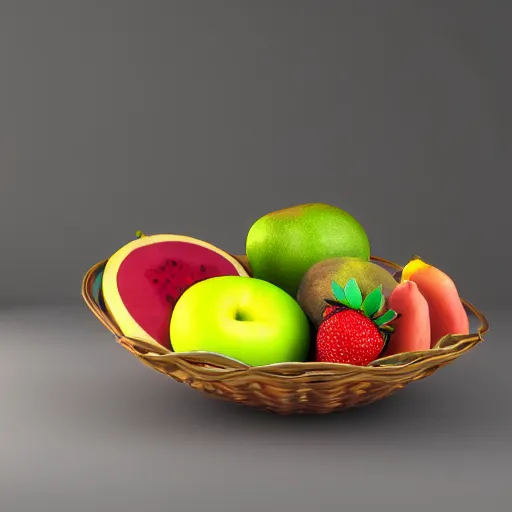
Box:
[102,232,249,349]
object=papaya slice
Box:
[401,257,469,347]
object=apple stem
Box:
[136,230,146,239]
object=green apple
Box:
[169,275,311,366]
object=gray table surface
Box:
[1,305,511,512]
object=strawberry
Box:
[315,278,398,366]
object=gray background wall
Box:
[2,3,512,512]
[1,0,510,308]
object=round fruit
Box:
[297,256,398,328]
[102,233,248,349]
[316,308,386,366]
[314,277,398,366]
[170,275,311,366]
[246,203,371,296]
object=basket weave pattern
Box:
[82,255,488,414]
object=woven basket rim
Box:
[81,254,489,379]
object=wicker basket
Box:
[81,254,489,415]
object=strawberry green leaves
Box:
[330,278,363,309]
[373,308,398,327]
[344,278,363,309]
[331,281,347,305]
[331,278,379,314]
[326,277,398,329]
[329,278,364,309]
[361,284,383,318]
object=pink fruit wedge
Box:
[401,257,470,347]
[382,280,431,357]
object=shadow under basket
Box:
[81,254,489,415]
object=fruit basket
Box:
[82,253,488,415]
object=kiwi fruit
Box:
[297,257,398,328]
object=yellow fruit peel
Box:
[401,257,431,282]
